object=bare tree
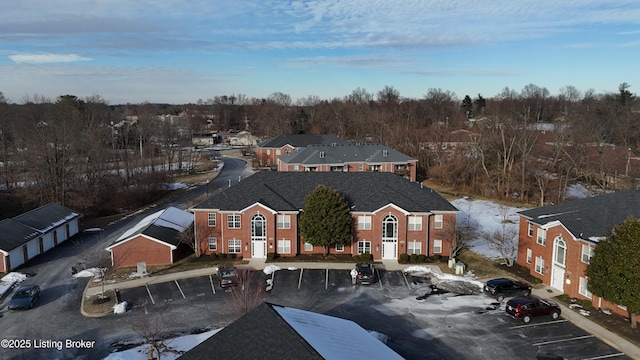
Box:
[226,267,265,318]
[480,204,518,266]
[129,316,176,360]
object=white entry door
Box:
[252,241,266,258]
[382,241,397,260]
[551,264,565,291]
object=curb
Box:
[80,276,116,318]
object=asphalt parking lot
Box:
[115,268,631,360]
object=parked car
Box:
[218,266,238,288]
[355,263,376,285]
[506,295,561,323]
[483,278,531,301]
[8,285,41,310]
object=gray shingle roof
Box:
[12,203,81,233]
[193,172,457,213]
[257,134,349,148]
[0,203,81,252]
[278,143,416,165]
[180,302,403,360]
[180,302,324,360]
[0,219,42,252]
[518,189,640,241]
[106,207,193,249]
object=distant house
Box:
[191,172,457,261]
[516,190,640,321]
[180,302,403,360]
[277,143,418,181]
[0,203,81,272]
[255,134,350,167]
[105,207,193,267]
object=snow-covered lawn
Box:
[0,272,28,297]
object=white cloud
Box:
[9,53,92,64]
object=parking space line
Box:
[145,284,155,305]
[401,271,411,290]
[582,353,627,360]
[325,269,329,290]
[298,268,304,289]
[208,275,216,294]
[532,334,594,346]
[174,280,186,299]
[509,319,566,329]
[376,268,383,289]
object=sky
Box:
[1,1,640,105]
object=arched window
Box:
[252,213,266,240]
[554,237,566,266]
[382,214,398,240]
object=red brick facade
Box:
[256,145,295,167]
[517,217,639,321]
[109,235,175,267]
[277,161,417,182]
[193,204,455,260]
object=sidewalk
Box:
[532,286,640,359]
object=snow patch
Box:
[113,301,128,314]
[263,265,281,275]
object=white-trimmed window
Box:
[358,241,371,254]
[208,213,216,227]
[526,248,532,264]
[277,240,291,254]
[266,149,271,155]
[358,216,372,230]
[535,256,544,274]
[359,163,364,172]
[228,239,241,253]
[408,216,422,231]
[336,243,344,252]
[582,244,594,264]
[208,237,217,251]
[408,241,421,255]
[304,242,313,251]
[277,215,291,229]
[227,214,241,229]
[579,277,592,298]
[433,239,442,254]
[527,222,534,237]
[536,228,546,245]
[276,149,281,155]
[434,215,443,229]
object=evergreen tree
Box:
[474,93,486,115]
[461,95,473,118]
[586,217,640,328]
[299,185,353,256]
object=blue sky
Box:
[1,0,639,104]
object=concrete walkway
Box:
[532,286,640,359]
[82,261,640,358]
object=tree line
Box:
[0,82,637,217]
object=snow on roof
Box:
[273,305,403,360]
[116,207,193,242]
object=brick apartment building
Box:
[517,189,640,320]
[191,172,457,261]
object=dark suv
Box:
[217,266,238,288]
[483,278,531,301]
[355,263,376,285]
[506,296,561,323]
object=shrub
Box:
[410,254,418,263]
[399,253,409,263]
[433,254,441,262]
[417,254,426,263]
[360,253,373,262]
[267,253,276,260]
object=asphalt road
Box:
[0,156,631,360]
[0,156,253,360]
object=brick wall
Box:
[111,236,173,267]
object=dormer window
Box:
[320,151,325,158]
[383,150,388,157]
